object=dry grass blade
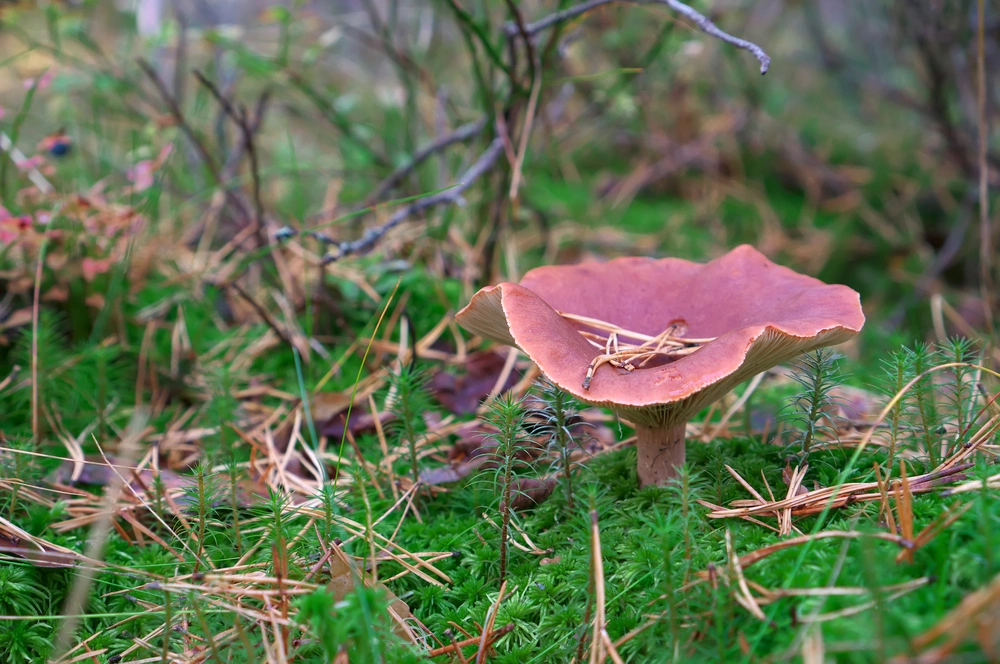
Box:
[716,465,787,533]
[748,577,933,604]
[475,580,509,664]
[584,508,625,664]
[801,627,825,664]
[895,501,973,564]
[52,412,148,660]
[428,624,515,659]
[726,528,767,621]
[797,577,930,624]
[0,516,97,569]
[894,462,915,564]
[696,531,912,580]
[702,462,972,521]
[907,569,1000,661]
[874,462,898,536]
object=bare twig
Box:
[507,0,770,74]
[475,580,508,664]
[137,59,252,221]
[283,0,769,262]
[976,0,995,338]
[286,70,392,169]
[506,0,542,204]
[215,89,272,184]
[321,138,505,261]
[192,70,271,230]
[429,624,514,659]
[364,119,487,206]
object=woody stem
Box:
[634,423,687,487]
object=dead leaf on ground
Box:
[0,307,32,332]
[46,456,273,508]
[313,392,394,440]
[327,542,422,644]
[47,456,186,491]
[320,408,393,440]
[0,531,80,569]
[421,422,497,486]
[431,350,521,415]
[828,385,882,424]
[511,477,557,510]
[783,461,811,497]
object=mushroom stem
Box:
[634,423,687,487]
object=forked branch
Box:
[321,138,505,262]
[506,0,770,74]
[295,0,770,260]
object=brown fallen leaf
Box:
[540,556,561,566]
[421,423,498,486]
[47,456,186,491]
[46,457,272,508]
[448,422,498,463]
[431,351,521,415]
[0,531,80,569]
[0,518,87,569]
[313,391,394,440]
[320,409,393,440]
[783,461,811,497]
[510,477,557,510]
[326,543,421,644]
[828,385,882,424]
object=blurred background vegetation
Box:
[0,0,995,344]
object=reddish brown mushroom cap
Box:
[456,245,865,427]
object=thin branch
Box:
[976,0,995,337]
[322,137,505,262]
[289,0,771,262]
[505,0,542,203]
[137,59,252,221]
[364,118,487,206]
[222,92,270,182]
[193,70,271,229]
[662,0,769,73]
[286,71,393,169]
[138,59,221,182]
[507,0,770,74]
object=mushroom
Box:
[456,245,864,487]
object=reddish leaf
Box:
[46,456,275,508]
[0,307,33,332]
[82,257,113,282]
